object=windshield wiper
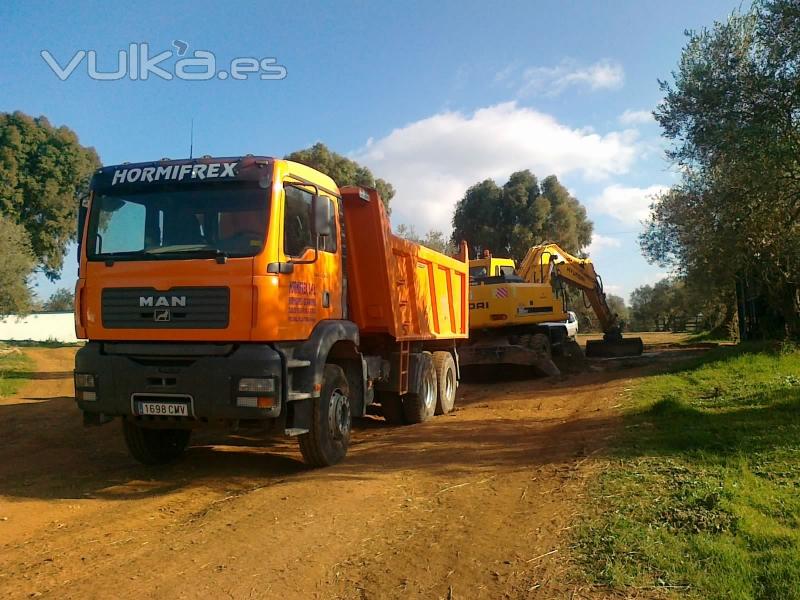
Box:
[184,248,229,264]
[97,248,230,265]
[143,244,228,263]
[98,250,147,266]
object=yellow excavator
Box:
[462,242,643,376]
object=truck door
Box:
[278,182,342,339]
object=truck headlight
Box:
[74,372,97,401]
[74,373,95,389]
[238,378,275,393]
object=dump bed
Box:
[340,186,468,342]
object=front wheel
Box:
[298,364,352,467]
[122,421,191,465]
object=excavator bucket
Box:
[585,337,644,358]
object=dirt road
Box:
[0,341,689,599]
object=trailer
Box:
[74,157,468,467]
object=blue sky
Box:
[1,0,743,302]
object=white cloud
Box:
[585,234,622,255]
[352,102,640,233]
[494,64,515,84]
[618,109,654,126]
[518,60,624,97]
[591,183,669,225]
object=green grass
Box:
[575,342,800,599]
[6,339,83,348]
[0,345,34,397]
[685,330,733,344]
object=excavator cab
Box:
[468,257,518,283]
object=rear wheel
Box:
[529,333,551,357]
[299,364,352,467]
[403,352,437,424]
[380,392,407,425]
[526,332,560,377]
[433,351,457,415]
[122,421,191,466]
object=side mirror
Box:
[77,193,90,265]
[312,194,333,238]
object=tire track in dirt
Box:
[0,346,679,599]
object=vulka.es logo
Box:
[40,41,287,82]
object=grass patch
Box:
[575,343,800,599]
[0,345,34,397]
[685,330,732,344]
[5,339,83,348]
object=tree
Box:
[0,216,35,316]
[606,294,630,327]
[644,0,800,338]
[451,171,593,261]
[569,291,629,333]
[396,224,455,255]
[629,281,678,331]
[285,143,395,211]
[43,288,74,312]
[0,111,100,280]
[628,277,732,332]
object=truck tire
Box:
[433,351,457,415]
[403,352,437,424]
[299,364,351,467]
[380,392,407,426]
[122,421,191,466]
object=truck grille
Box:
[102,287,230,329]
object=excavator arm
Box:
[518,243,643,357]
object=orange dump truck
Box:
[74,157,468,467]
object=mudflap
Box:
[585,337,644,358]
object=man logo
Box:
[154,309,171,322]
[139,295,187,307]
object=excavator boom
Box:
[519,243,643,358]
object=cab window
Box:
[320,198,337,253]
[498,265,516,278]
[284,185,314,257]
[283,184,337,257]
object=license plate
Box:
[137,402,189,417]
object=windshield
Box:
[469,266,488,279]
[87,182,269,261]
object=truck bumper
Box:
[75,342,284,425]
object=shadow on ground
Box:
[3,344,773,504]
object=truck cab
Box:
[75,156,467,467]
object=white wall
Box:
[0,312,78,343]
